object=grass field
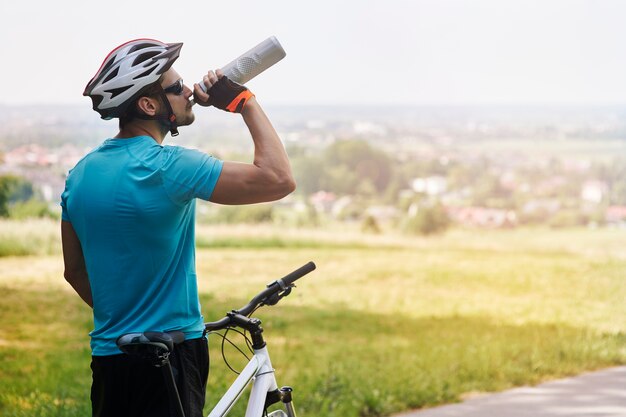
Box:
[0,220,625,416]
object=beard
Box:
[176,107,195,126]
[160,105,195,132]
[180,100,197,125]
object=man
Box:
[61,39,295,417]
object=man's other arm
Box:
[61,220,93,308]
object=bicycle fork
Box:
[266,386,297,417]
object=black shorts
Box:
[91,337,209,417]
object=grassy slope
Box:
[0,225,625,416]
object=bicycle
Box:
[116,261,317,417]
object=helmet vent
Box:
[102,67,119,84]
[100,55,117,75]
[133,65,157,80]
[133,51,160,67]
[105,85,132,99]
[128,43,158,54]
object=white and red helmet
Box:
[84,39,182,119]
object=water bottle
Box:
[197,36,286,93]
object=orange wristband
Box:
[226,90,255,113]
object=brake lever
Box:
[261,286,293,307]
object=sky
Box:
[1,0,625,106]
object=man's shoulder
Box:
[160,145,216,165]
[66,143,105,175]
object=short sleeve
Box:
[159,146,223,204]
[60,182,70,221]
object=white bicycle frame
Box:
[207,344,291,417]
[117,262,316,417]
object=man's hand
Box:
[193,69,254,113]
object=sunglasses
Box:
[163,79,184,95]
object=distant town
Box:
[1,104,625,233]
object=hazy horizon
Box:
[2,0,625,107]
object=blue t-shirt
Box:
[60,136,223,356]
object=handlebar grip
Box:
[280,261,316,286]
[205,262,317,331]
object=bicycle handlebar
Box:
[205,261,316,332]
[280,261,317,286]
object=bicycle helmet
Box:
[84,39,183,121]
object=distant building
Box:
[309,191,337,213]
[411,176,447,196]
[522,199,561,216]
[352,121,387,136]
[534,176,568,196]
[447,206,517,228]
[605,206,626,225]
[4,144,57,167]
[581,180,608,204]
[499,171,518,192]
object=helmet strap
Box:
[132,85,179,137]
[158,90,179,137]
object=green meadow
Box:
[0,220,625,416]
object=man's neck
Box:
[115,120,168,144]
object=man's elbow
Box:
[284,176,297,195]
[64,268,86,286]
[64,270,77,285]
[268,174,296,201]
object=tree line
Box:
[3,138,626,234]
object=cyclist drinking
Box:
[60,39,295,417]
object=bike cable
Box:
[207,327,253,375]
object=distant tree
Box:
[291,155,324,195]
[400,158,448,179]
[7,176,34,203]
[0,176,11,217]
[610,180,626,205]
[403,203,450,236]
[355,179,377,197]
[321,165,360,195]
[603,158,626,205]
[548,209,589,229]
[382,175,404,204]
[285,144,308,158]
[0,175,59,219]
[323,140,392,193]
[447,163,481,190]
[0,175,35,217]
[361,215,381,234]
[471,174,512,208]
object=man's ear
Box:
[136,96,160,117]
